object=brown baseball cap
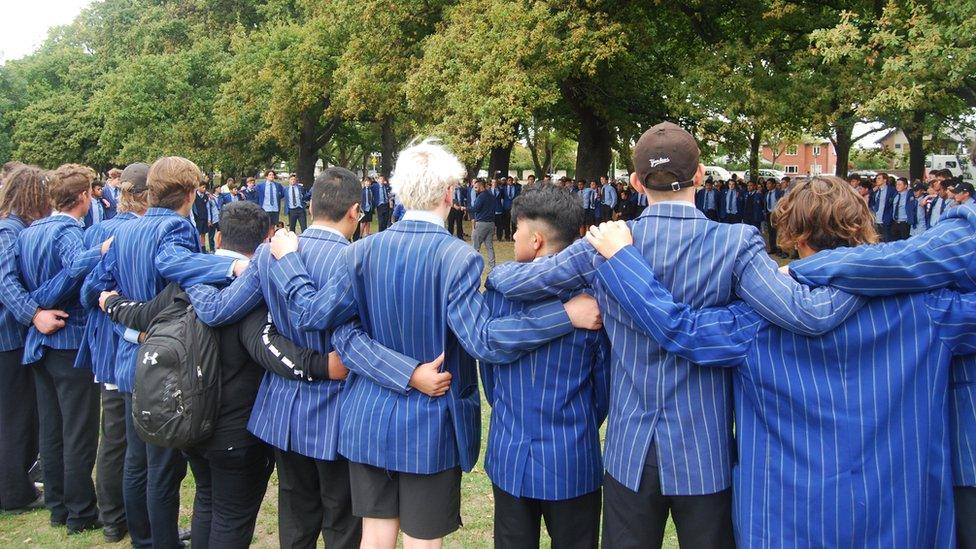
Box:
[120,162,150,193]
[633,122,700,191]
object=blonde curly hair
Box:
[390,138,465,211]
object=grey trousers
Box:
[472,221,496,270]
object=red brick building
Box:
[761,139,837,176]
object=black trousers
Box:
[32,349,99,528]
[891,221,910,241]
[275,449,361,549]
[0,348,39,510]
[288,208,308,233]
[723,213,741,224]
[266,211,280,227]
[447,208,466,238]
[875,223,892,242]
[957,486,976,549]
[765,219,779,253]
[492,484,601,549]
[376,206,391,232]
[96,386,127,529]
[207,224,218,253]
[496,211,512,240]
[602,457,734,549]
[186,444,274,549]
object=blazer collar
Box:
[146,207,184,218]
[300,226,349,244]
[388,219,450,236]
[637,201,706,222]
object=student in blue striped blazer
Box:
[0,165,72,513]
[486,123,862,549]
[80,157,246,549]
[786,197,976,548]
[268,141,602,548]
[182,167,434,549]
[74,162,149,543]
[588,177,974,547]
[481,184,611,549]
[17,164,113,534]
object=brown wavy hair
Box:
[0,165,51,224]
[148,156,201,210]
[772,175,878,253]
[48,163,96,212]
[117,181,149,214]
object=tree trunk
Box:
[560,80,612,181]
[297,119,319,187]
[748,129,762,180]
[380,115,396,178]
[465,159,483,181]
[487,142,513,179]
[905,110,927,181]
[833,121,854,178]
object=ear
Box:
[532,229,545,253]
[630,172,646,195]
[346,202,360,222]
[693,163,705,188]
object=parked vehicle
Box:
[704,166,733,182]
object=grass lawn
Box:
[1,219,793,547]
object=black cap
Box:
[120,163,150,193]
[951,181,975,195]
[633,122,700,191]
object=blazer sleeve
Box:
[104,282,183,332]
[238,305,331,381]
[446,250,574,364]
[590,331,612,423]
[270,250,358,332]
[595,245,757,367]
[0,226,38,325]
[185,261,263,327]
[155,220,235,288]
[485,238,598,301]
[789,213,976,295]
[927,289,976,357]
[733,226,865,336]
[56,225,102,279]
[330,320,420,394]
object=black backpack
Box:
[131,297,221,449]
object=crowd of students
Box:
[0,120,973,549]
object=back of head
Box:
[118,162,150,214]
[511,184,583,251]
[311,167,361,222]
[391,139,465,211]
[772,175,878,253]
[218,201,269,255]
[1,161,25,183]
[148,157,202,210]
[633,122,700,197]
[0,165,50,224]
[48,163,96,212]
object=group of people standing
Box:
[0,118,975,549]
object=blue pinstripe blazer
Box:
[486,202,863,495]
[79,207,234,393]
[273,219,574,473]
[596,245,973,548]
[18,214,103,363]
[481,287,611,500]
[185,228,417,461]
[0,215,43,352]
[790,203,976,488]
[74,212,138,383]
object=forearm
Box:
[596,245,751,366]
[331,321,418,393]
[485,239,596,301]
[271,252,355,332]
[239,307,331,381]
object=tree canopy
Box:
[0,0,973,180]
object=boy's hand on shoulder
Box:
[232,259,249,277]
[100,236,114,255]
[409,353,451,397]
[99,291,119,312]
[270,229,299,260]
[564,294,602,331]
[586,221,632,259]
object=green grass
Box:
[1,223,785,547]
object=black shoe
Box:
[103,523,128,543]
[67,519,103,535]
[50,516,67,528]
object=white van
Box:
[704,166,733,181]
[926,154,975,182]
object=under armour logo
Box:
[142,352,159,365]
[648,157,670,168]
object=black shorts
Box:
[361,210,373,223]
[583,209,596,226]
[348,462,461,540]
[196,220,209,235]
